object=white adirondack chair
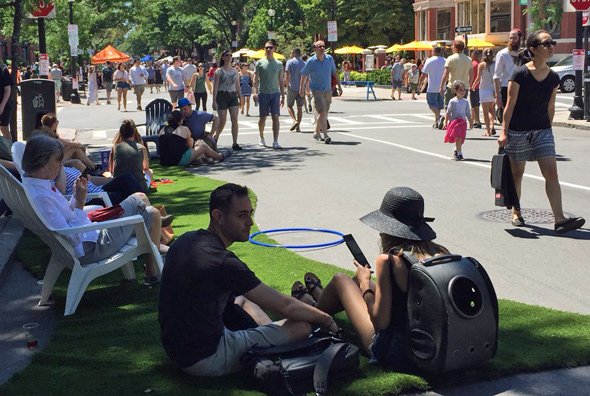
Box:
[11,141,111,209]
[0,164,163,316]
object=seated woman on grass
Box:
[21,134,170,286]
[158,110,231,166]
[109,120,153,194]
[292,187,449,370]
[39,113,99,173]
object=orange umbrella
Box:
[91,45,131,64]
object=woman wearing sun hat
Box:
[292,187,449,370]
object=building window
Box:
[457,1,471,28]
[476,0,485,34]
[437,8,452,40]
[490,0,511,33]
[419,10,427,41]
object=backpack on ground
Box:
[403,253,498,373]
[241,334,360,396]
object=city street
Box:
[58,87,590,315]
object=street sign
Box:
[454,25,472,33]
[70,45,78,57]
[68,24,79,47]
[584,11,590,26]
[39,53,50,76]
[570,0,590,11]
[573,49,585,71]
[327,21,338,42]
[29,1,56,18]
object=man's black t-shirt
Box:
[158,229,261,368]
[0,65,14,104]
[508,65,560,131]
[102,66,114,82]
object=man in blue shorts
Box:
[420,46,446,128]
[252,40,285,149]
[390,55,405,101]
[159,183,338,376]
[178,97,221,146]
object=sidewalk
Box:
[0,90,589,391]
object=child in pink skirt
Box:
[444,80,472,160]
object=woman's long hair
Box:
[219,50,231,67]
[380,233,449,261]
[113,119,142,145]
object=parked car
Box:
[551,55,575,94]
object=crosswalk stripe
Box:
[409,114,435,121]
[366,115,419,124]
[326,116,362,124]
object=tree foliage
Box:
[2,0,415,61]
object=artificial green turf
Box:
[5,164,590,395]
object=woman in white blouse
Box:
[21,134,165,286]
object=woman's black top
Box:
[508,65,560,132]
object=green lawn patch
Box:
[4,165,590,395]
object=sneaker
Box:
[106,100,111,104]
[272,141,282,149]
[219,148,233,161]
[290,122,299,131]
[438,116,445,130]
[259,137,266,146]
[232,143,243,151]
[313,134,323,141]
[474,122,482,129]
[143,276,160,287]
[453,150,459,160]
[137,105,142,111]
[324,136,332,144]
[296,125,301,132]
[456,153,464,161]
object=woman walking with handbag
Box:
[498,30,585,233]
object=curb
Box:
[554,121,590,131]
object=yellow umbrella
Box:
[232,48,251,57]
[386,44,402,53]
[334,45,365,55]
[248,49,286,60]
[398,40,434,51]
[466,38,495,49]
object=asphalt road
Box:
[59,88,590,315]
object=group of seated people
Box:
[158,183,445,376]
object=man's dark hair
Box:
[433,46,443,55]
[210,183,249,216]
[293,48,301,56]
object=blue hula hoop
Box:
[249,227,345,249]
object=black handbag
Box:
[241,335,360,396]
[490,148,520,209]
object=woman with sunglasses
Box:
[189,63,208,111]
[499,30,585,234]
[212,50,241,150]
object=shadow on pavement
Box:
[505,225,590,240]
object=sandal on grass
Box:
[554,217,585,234]
[304,272,322,294]
[291,281,308,300]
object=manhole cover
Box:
[478,208,574,224]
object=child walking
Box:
[444,80,471,160]
[408,64,420,100]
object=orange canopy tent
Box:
[91,45,131,64]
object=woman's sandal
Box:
[291,281,308,300]
[304,272,322,294]
[554,217,585,234]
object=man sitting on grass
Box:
[158,183,339,376]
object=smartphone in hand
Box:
[343,234,371,268]
[80,168,90,179]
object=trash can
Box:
[20,79,56,140]
[585,78,590,121]
[61,77,72,102]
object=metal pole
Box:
[68,1,81,104]
[569,11,584,120]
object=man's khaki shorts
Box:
[312,90,332,113]
[287,89,305,108]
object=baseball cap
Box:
[177,98,191,108]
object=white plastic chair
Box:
[11,141,112,209]
[0,164,163,315]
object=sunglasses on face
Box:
[316,45,325,49]
[265,46,274,50]
[537,40,557,48]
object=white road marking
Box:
[340,132,590,192]
[366,115,419,123]
[327,116,363,124]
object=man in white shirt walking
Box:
[420,46,446,128]
[129,59,148,111]
[494,29,522,111]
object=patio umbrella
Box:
[334,46,351,54]
[467,38,495,49]
[334,45,365,55]
[91,44,130,64]
[248,49,286,60]
[398,41,434,51]
[232,48,251,58]
[140,54,154,62]
[386,44,403,53]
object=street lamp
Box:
[231,20,238,51]
[267,9,276,40]
[68,0,81,104]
